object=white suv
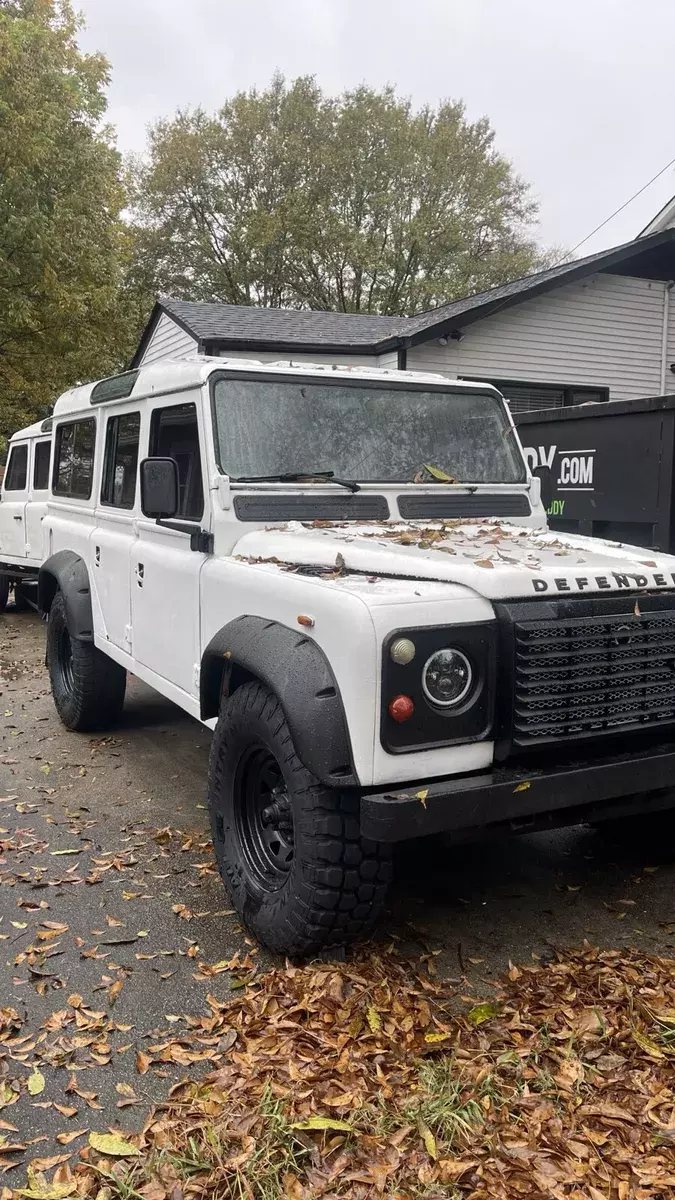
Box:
[37,357,675,954]
[0,418,52,611]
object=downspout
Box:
[397,347,407,371]
[660,281,674,395]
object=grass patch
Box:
[12,944,675,1200]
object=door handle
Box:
[13,515,22,521]
[135,563,144,587]
[94,545,100,566]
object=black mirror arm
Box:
[155,518,214,553]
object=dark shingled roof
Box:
[161,298,409,347]
[131,229,675,366]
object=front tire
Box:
[47,590,126,731]
[208,681,392,957]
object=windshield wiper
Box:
[233,470,360,493]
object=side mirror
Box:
[140,457,179,519]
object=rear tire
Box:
[47,590,126,731]
[208,680,392,957]
[13,583,33,612]
[0,576,10,614]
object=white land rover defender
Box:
[0,418,52,611]
[36,358,675,955]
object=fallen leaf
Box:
[290,1117,353,1133]
[88,1132,140,1157]
[27,1070,45,1096]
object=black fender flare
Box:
[38,551,94,641]
[200,616,357,788]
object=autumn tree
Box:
[0,0,136,444]
[129,75,542,316]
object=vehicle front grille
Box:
[512,609,675,747]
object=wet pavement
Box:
[2,609,675,1173]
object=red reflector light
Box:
[388,694,414,723]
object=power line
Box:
[556,153,675,265]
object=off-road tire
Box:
[13,583,33,612]
[0,576,9,614]
[208,680,392,957]
[47,590,126,731]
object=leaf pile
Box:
[13,943,675,1200]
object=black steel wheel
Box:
[233,745,295,888]
[208,680,392,957]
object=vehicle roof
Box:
[51,355,503,417]
[9,419,51,443]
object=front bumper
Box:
[360,741,675,842]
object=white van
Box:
[0,418,52,610]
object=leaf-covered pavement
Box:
[2,612,675,1196]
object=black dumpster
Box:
[514,394,675,553]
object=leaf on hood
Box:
[88,1132,140,1157]
[423,464,455,483]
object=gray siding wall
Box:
[217,349,378,368]
[407,273,669,402]
[140,313,197,365]
[666,285,675,391]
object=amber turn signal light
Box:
[388,694,414,723]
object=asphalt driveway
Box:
[2,610,675,1175]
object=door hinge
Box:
[192,663,200,691]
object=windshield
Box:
[211,375,526,484]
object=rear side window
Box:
[101,413,141,509]
[149,403,204,520]
[4,444,28,491]
[53,419,96,499]
[33,440,51,491]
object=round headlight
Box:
[422,648,473,708]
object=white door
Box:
[130,400,208,697]
[25,438,51,563]
[1,442,30,558]
[91,410,141,653]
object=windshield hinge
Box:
[212,474,231,510]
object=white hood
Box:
[233,519,675,601]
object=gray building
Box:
[132,229,675,413]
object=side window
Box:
[53,418,96,499]
[4,444,28,491]
[101,412,141,509]
[149,403,204,520]
[33,441,51,491]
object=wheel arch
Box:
[38,550,94,641]
[201,616,358,788]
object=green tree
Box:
[0,0,136,445]
[129,75,543,316]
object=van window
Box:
[149,403,203,520]
[33,441,51,491]
[101,413,140,509]
[53,419,96,499]
[5,444,28,491]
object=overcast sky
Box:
[77,0,675,258]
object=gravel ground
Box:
[2,609,675,1175]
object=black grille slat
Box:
[511,608,675,747]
